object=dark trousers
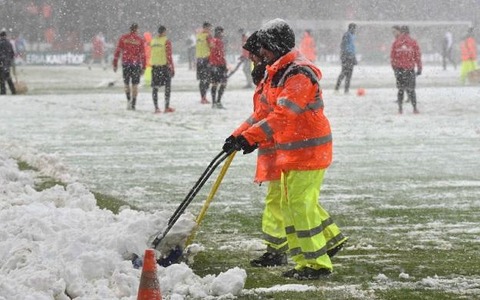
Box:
[0,68,15,95]
[394,68,417,110]
[196,58,210,98]
[335,57,355,93]
[151,65,172,109]
[442,48,456,70]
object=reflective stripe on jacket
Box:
[242,50,332,171]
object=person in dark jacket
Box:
[334,23,357,94]
[390,25,422,114]
[0,29,16,95]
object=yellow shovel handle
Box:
[186,151,236,246]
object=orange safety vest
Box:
[242,50,332,171]
[460,36,477,61]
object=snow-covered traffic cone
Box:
[137,249,162,300]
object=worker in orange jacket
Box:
[299,29,317,63]
[223,19,347,280]
[460,27,477,84]
[224,31,287,267]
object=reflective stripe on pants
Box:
[281,169,338,270]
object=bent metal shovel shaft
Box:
[151,149,234,250]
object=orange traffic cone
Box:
[137,249,162,300]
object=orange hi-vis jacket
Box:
[299,31,317,62]
[460,37,477,61]
[232,78,280,183]
[143,32,152,68]
[241,50,332,172]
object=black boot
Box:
[282,267,331,280]
[131,98,136,110]
[327,240,346,258]
[250,252,287,267]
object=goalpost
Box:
[285,19,473,64]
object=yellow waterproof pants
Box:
[280,169,346,270]
[144,66,152,86]
[460,60,477,84]
[261,180,288,253]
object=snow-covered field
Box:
[1,62,479,299]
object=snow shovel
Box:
[149,149,236,267]
[184,150,236,247]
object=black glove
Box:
[222,135,237,153]
[251,62,266,85]
[236,135,258,154]
[416,69,422,76]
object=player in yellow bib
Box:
[196,22,213,104]
[149,25,175,113]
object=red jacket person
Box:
[113,23,146,110]
[390,25,422,114]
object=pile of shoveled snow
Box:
[0,150,246,299]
